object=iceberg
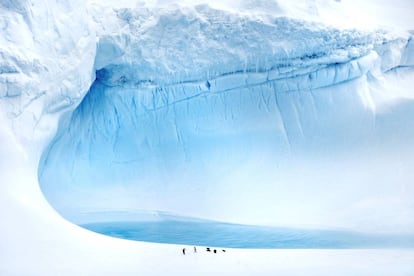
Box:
[37,5,414,231]
[1,0,414,274]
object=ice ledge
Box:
[91,6,413,95]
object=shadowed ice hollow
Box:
[38,5,414,236]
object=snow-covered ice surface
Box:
[1,0,414,275]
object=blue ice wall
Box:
[38,8,414,230]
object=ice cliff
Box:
[1,0,414,232]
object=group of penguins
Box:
[182,246,226,255]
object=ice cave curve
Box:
[38,5,414,234]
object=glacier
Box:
[1,0,414,274]
[36,4,414,231]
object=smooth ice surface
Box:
[82,214,414,249]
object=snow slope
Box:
[1,0,414,275]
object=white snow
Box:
[1,0,414,275]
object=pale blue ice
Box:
[38,6,414,245]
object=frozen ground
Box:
[1,0,414,275]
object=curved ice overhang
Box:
[91,7,413,100]
[38,6,414,231]
[93,8,385,86]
